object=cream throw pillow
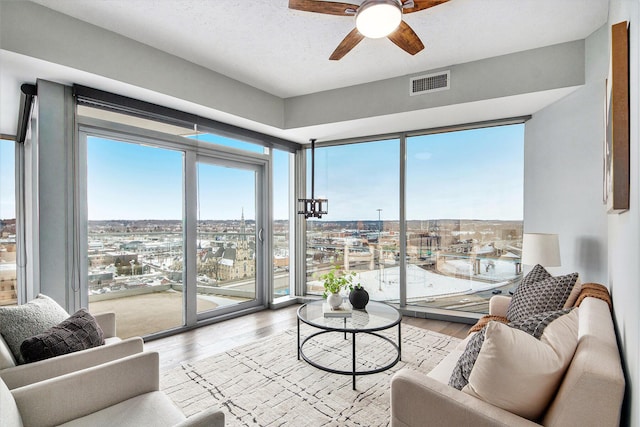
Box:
[462,309,579,420]
[563,276,582,308]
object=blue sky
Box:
[311,124,524,221]
[87,136,264,220]
[3,125,523,222]
[0,141,15,220]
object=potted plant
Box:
[321,266,355,309]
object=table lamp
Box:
[521,233,561,267]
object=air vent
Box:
[410,71,450,96]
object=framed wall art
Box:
[604,21,630,214]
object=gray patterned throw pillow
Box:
[506,266,578,322]
[449,327,486,390]
[20,309,105,363]
[449,308,575,390]
[518,264,552,288]
[507,308,574,339]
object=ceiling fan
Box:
[288,0,450,60]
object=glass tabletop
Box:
[297,299,401,332]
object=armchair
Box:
[0,310,143,389]
[1,351,225,427]
[0,336,143,389]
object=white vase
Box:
[327,292,343,310]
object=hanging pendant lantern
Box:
[298,138,328,219]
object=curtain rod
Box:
[73,84,301,153]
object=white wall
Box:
[526,0,640,424]
[524,24,609,283]
[607,1,640,425]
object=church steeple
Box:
[240,207,246,241]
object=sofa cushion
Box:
[20,309,105,364]
[427,332,474,384]
[506,265,578,321]
[57,391,185,427]
[542,297,625,427]
[461,308,579,420]
[0,377,22,427]
[0,295,69,364]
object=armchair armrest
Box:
[174,407,225,427]
[12,351,159,427]
[1,337,143,389]
[391,369,537,427]
[489,295,512,317]
[93,311,117,338]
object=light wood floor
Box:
[145,304,471,371]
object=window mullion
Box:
[399,134,407,308]
[184,150,198,327]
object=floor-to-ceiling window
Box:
[0,140,17,306]
[305,139,400,302]
[303,124,524,315]
[405,125,524,313]
[273,149,292,300]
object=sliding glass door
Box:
[195,158,261,317]
[80,125,267,338]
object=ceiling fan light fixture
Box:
[355,0,402,39]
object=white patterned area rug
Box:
[161,323,461,427]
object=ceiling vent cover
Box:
[410,71,450,96]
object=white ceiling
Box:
[1,0,609,142]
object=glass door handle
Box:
[258,228,263,243]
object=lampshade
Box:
[355,0,402,39]
[521,233,561,267]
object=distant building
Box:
[204,210,255,282]
[0,243,17,305]
[274,256,289,268]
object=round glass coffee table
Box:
[297,299,402,390]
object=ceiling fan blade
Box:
[329,28,365,60]
[402,0,449,14]
[288,0,359,16]
[387,21,424,55]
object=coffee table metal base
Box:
[297,318,401,390]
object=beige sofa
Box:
[1,351,225,427]
[390,296,625,426]
[0,312,143,389]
